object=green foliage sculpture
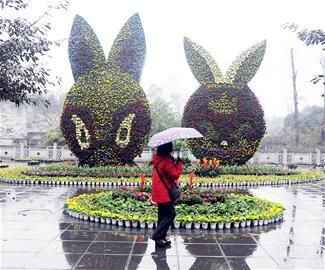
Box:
[60,14,151,166]
[182,38,266,165]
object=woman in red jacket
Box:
[151,142,182,248]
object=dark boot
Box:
[155,239,171,248]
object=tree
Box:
[290,48,300,148]
[27,93,65,129]
[261,106,323,151]
[42,124,65,146]
[0,0,68,106]
[283,23,325,83]
[284,23,325,145]
[149,96,181,136]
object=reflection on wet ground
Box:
[0,181,324,269]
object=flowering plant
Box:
[194,157,220,177]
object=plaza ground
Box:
[0,181,324,270]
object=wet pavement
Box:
[0,181,324,270]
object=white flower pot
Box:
[173,222,180,229]
[233,221,240,228]
[218,222,224,230]
[240,221,246,228]
[224,222,231,229]
[147,222,154,229]
[263,219,269,225]
[194,222,201,229]
[118,220,124,227]
[94,217,99,223]
[185,222,192,229]
[132,221,139,228]
[100,217,106,224]
[258,220,264,226]
[106,218,111,224]
[112,218,117,225]
[209,223,217,230]
[275,217,279,222]
[252,220,258,226]
[83,215,89,221]
[125,220,131,228]
[89,216,94,222]
[140,222,146,229]
[246,220,252,227]
[202,223,208,230]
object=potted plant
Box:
[111,213,118,225]
[217,217,225,230]
[239,216,246,228]
[100,216,106,224]
[193,216,204,230]
[183,215,193,230]
[207,215,218,230]
[118,215,125,227]
[145,214,155,229]
[131,215,139,228]
[201,216,209,230]
[139,217,146,229]
[124,219,131,228]
[232,216,240,228]
[173,221,180,229]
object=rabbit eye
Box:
[115,113,135,148]
[71,114,91,150]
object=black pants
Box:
[152,202,176,240]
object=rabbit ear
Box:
[108,13,146,82]
[69,15,106,81]
[184,37,223,86]
[225,40,266,88]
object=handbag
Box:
[155,165,181,202]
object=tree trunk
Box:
[290,48,299,148]
[320,58,325,146]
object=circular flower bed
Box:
[64,188,285,230]
[0,166,323,187]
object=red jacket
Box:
[151,153,182,203]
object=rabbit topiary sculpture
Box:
[182,38,266,165]
[61,14,151,166]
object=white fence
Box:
[0,143,75,161]
[0,144,324,166]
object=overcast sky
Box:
[28,0,325,118]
